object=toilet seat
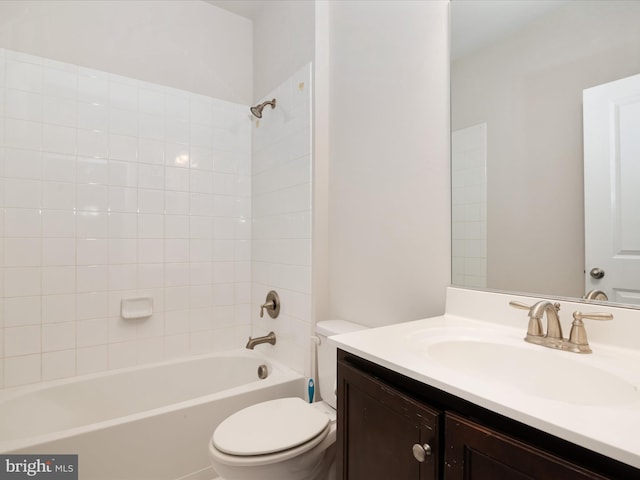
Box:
[213,397,331,457]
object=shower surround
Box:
[0,48,255,388]
[250,64,313,376]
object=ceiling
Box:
[204,0,569,61]
[451,0,569,60]
[205,0,267,20]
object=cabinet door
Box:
[444,413,609,480]
[337,361,440,480]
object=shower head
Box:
[250,98,276,118]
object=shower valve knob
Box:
[259,291,280,319]
[260,301,274,318]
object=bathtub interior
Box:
[1,351,305,480]
[0,350,278,443]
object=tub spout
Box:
[245,331,276,349]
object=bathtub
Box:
[0,349,304,480]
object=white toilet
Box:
[208,320,367,480]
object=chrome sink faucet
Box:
[509,300,613,353]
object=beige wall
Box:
[0,0,253,103]
[452,1,640,298]
[327,0,450,327]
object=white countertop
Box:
[329,288,640,470]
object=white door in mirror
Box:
[583,74,640,305]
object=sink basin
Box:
[424,336,640,406]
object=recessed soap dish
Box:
[121,296,153,319]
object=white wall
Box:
[0,0,252,104]
[252,0,315,102]
[327,0,450,327]
[313,1,331,325]
[250,0,451,356]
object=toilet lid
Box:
[213,397,330,456]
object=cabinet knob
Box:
[412,443,432,462]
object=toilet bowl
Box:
[209,398,336,480]
[208,320,367,480]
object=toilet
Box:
[208,320,367,480]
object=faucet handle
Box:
[572,311,613,322]
[567,311,614,353]
[508,301,532,310]
[260,300,274,318]
[509,301,544,337]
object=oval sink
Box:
[427,340,640,406]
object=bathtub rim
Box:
[0,348,304,453]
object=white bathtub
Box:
[0,349,304,480]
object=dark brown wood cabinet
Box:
[337,361,440,480]
[444,413,607,480]
[337,349,639,480]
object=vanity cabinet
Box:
[336,361,440,479]
[445,413,605,480]
[336,350,637,480]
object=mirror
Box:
[450,0,640,306]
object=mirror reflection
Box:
[451,0,640,306]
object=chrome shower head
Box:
[250,98,276,118]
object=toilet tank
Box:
[315,320,368,409]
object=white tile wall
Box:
[452,123,487,288]
[0,48,252,388]
[251,64,313,375]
